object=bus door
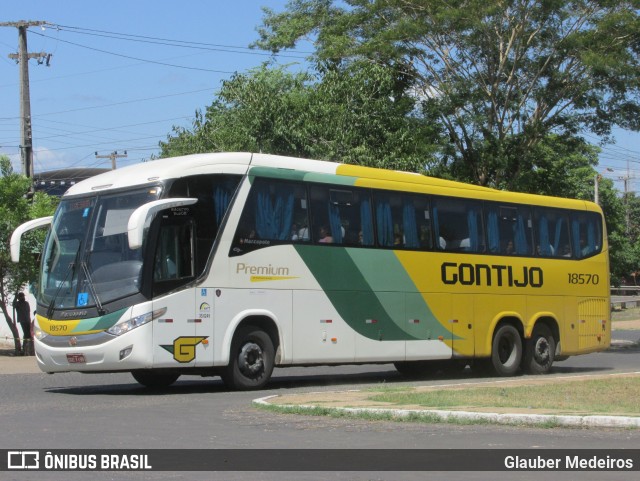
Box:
[151,215,203,367]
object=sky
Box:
[0,0,638,196]
[0,1,305,173]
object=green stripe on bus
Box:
[346,249,451,339]
[248,166,357,186]
[294,245,451,341]
[71,308,128,333]
[248,166,307,182]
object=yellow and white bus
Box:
[11,152,610,389]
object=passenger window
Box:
[232,178,309,255]
[309,185,373,246]
[571,212,602,258]
[485,204,533,255]
[432,197,484,253]
[373,192,432,249]
[534,208,570,257]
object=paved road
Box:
[1,332,639,480]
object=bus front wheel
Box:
[523,324,555,374]
[490,325,522,376]
[222,326,275,390]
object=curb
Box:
[253,395,640,429]
[609,339,638,349]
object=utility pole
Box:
[594,168,614,205]
[1,20,51,179]
[95,151,127,170]
[619,159,635,235]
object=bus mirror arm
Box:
[10,216,54,263]
[127,198,198,249]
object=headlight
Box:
[107,308,166,336]
[33,321,48,340]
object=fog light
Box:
[119,346,133,360]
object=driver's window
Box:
[153,222,195,282]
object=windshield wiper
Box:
[47,261,76,320]
[80,261,105,316]
[46,239,83,320]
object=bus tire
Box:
[222,326,274,390]
[132,370,180,388]
[523,324,555,374]
[490,324,522,376]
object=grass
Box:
[367,377,640,416]
[255,314,640,427]
[256,376,640,428]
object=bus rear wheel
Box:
[132,370,180,388]
[490,325,522,376]
[222,326,274,390]
[523,324,555,374]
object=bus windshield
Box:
[40,187,162,311]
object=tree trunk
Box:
[1,302,23,354]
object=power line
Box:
[50,23,310,58]
[31,30,238,73]
[31,115,194,141]
[34,134,164,151]
[0,88,212,119]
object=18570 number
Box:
[568,273,600,285]
[48,324,68,332]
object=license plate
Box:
[66,353,86,364]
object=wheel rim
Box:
[533,336,550,365]
[238,342,264,379]
[498,334,517,367]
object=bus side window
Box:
[432,197,484,253]
[231,178,309,255]
[373,192,399,247]
[534,208,570,257]
[486,204,533,256]
[309,185,373,246]
[373,192,431,250]
[411,195,432,250]
[571,211,602,258]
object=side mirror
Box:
[10,216,53,262]
[127,198,197,249]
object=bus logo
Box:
[160,336,208,363]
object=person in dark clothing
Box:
[13,292,31,355]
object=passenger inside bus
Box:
[318,226,333,243]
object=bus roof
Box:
[62,152,598,212]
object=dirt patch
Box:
[613,319,640,330]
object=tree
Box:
[617,192,640,284]
[597,178,636,284]
[257,0,640,188]
[160,63,439,172]
[0,156,57,354]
